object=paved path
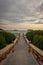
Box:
[1,34,39,65]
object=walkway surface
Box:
[1,34,39,65]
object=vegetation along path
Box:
[1,33,39,65]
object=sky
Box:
[0,0,43,30]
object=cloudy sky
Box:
[0,0,43,30]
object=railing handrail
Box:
[29,44,43,59]
[0,35,19,61]
[24,35,43,61]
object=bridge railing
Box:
[24,35,43,65]
[0,34,20,62]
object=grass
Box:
[0,30,16,49]
[26,30,43,50]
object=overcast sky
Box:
[0,0,43,30]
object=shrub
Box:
[0,30,16,44]
[26,31,34,41]
[0,30,16,49]
[26,30,43,50]
[32,35,43,50]
[4,32,16,44]
[0,34,7,49]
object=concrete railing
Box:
[0,34,20,61]
[24,35,43,65]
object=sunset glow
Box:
[0,0,43,30]
[0,20,43,30]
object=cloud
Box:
[36,3,43,12]
[0,19,12,25]
[0,0,43,30]
[0,19,43,30]
[0,0,43,22]
[0,19,16,30]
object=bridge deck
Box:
[1,34,39,65]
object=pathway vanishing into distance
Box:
[1,33,39,65]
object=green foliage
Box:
[4,32,16,44]
[32,35,43,50]
[0,34,7,49]
[0,30,16,49]
[26,31,33,41]
[26,30,43,50]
